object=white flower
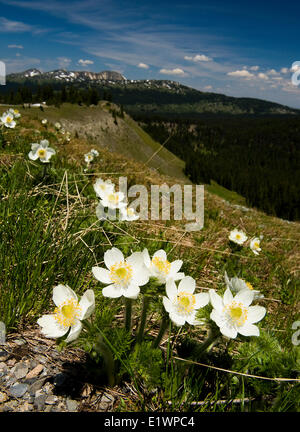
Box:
[142,249,184,285]
[8,108,21,118]
[91,149,99,157]
[0,112,16,128]
[92,247,150,299]
[209,288,266,339]
[84,152,94,164]
[60,128,66,135]
[224,271,264,300]
[28,139,56,163]
[93,178,115,199]
[41,119,48,125]
[37,284,95,343]
[250,237,261,255]
[99,190,127,210]
[120,206,139,221]
[54,122,61,130]
[229,229,248,245]
[163,276,209,326]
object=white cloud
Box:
[159,68,186,76]
[267,68,278,76]
[258,72,269,80]
[138,62,149,69]
[8,44,24,49]
[203,85,212,90]
[281,67,289,74]
[227,70,255,79]
[184,54,212,62]
[57,57,72,68]
[249,65,259,71]
[78,59,94,67]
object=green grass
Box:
[206,180,247,206]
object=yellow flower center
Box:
[246,282,254,290]
[7,116,12,123]
[254,241,260,249]
[37,148,46,158]
[110,261,133,286]
[176,292,196,315]
[14,110,19,114]
[108,193,119,204]
[54,298,81,327]
[235,234,241,239]
[152,256,171,275]
[225,301,248,326]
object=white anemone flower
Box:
[250,237,262,255]
[92,247,150,299]
[224,271,264,300]
[99,190,127,210]
[41,119,48,125]
[84,152,94,165]
[37,284,95,343]
[142,249,184,285]
[54,122,61,130]
[8,108,21,118]
[209,288,266,339]
[91,149,99,157]
[28,139,56,163]
[1,112,16,128]
[120,206,139,221]
[163,276,209,326]
[93,178,115,199]
[229,229,248,245]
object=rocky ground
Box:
[0,328,125,412]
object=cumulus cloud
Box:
[159,68,186,76]
[281,67,289,74]
[78,59,94,67]
[227,70,255,79]
[8,44,24,49]
[138,62,149,69]
[258,72,269,80]
[184,54,212,62]
[57,57,72,68]
[249,65,259,71]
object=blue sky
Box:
[1,0,300,107]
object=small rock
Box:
[45,395,57,405]
[26,364,44,380]
[19,401,33,412]
[66,399,78,411]
[28,377,47,395]
[101,393,114,404]
[14,339,25,346]
[34,394,47,411]
[0,391,9,403]
[0,350,8,361]
[7,359,16,367]
[0,362,7,371]
[14,362,29,379]
[9,383,29,398]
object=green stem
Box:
[94,335,115,387]
[197,327,220,357]
[136,295,150,344]
[125,298,132,333]
[153,314,169,349]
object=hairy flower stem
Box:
[125,298,132,333]
[152,315,169,349]
[94,335,115,386]
[136,295,150,344]
[197,328,220,357]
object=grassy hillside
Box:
[0,106,299,412]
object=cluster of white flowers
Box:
[28,139,56,163]
[94,178,139,222]
[0,108,21,129]
[84,149,100,168]
[229,229,262,255]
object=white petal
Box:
[220,323,238,339]
[209,289,223,312]
[92,266,111,284]
[166,279,177,302]
[142,248,151,268]
[223,287,234,305]
[79,290,95,320]
[52,284,77,307]
[247,306,266,324]
[123,283,140,299]
[170,260,183,275]
[238,323,260,337]
[37,314,67,339]
[186,311,198,325]
[104,247,124,269]
[234,289,254,306]
[163,296,173,313]
[194,292,209,309]
[65,320,82,342]
[153,249,167,261]
[169,312,186,327]
[210,309,224,327]
[171,272,185,281]
[28,151,38,160]
[102,284,122,298]
[177,276,195,294]
[131,264,150,286]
